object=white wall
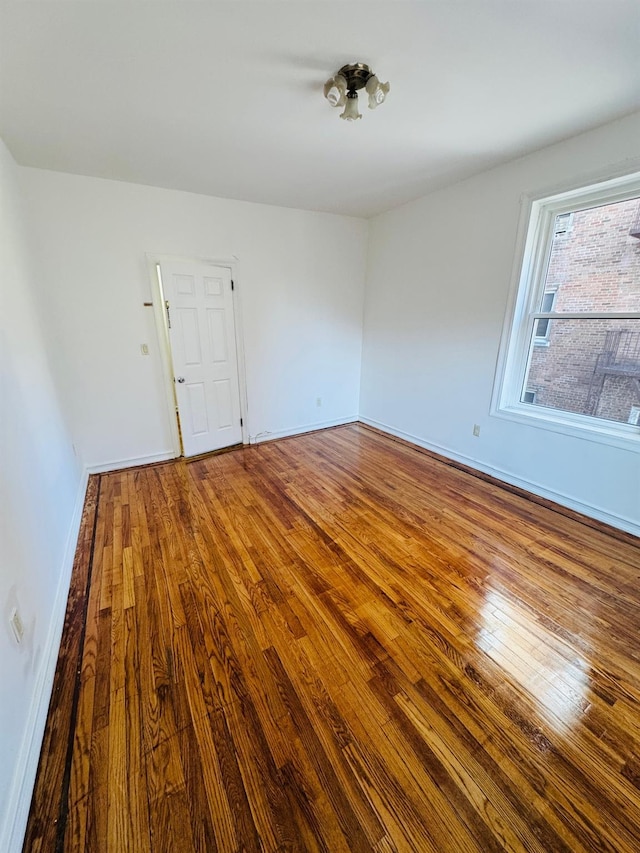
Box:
[361,111,640,535]
[0,140,84,849]
[20,170,368,469]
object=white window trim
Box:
[492,169,640,452]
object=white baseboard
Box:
[88,421,360,469]
[251,415,358,444]
[87,449,176,474]
[359,416,640,539]
[1,466,90,853]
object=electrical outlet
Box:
[316,397,322,407]
[473,424,481,437]
[10,608,24,644]
[141,343,149,355]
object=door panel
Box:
[213,380,233,428]
[175,273,196,295]
[203,275,223,296]
[178,308,202,364]
[161,261,242,456]
[186,382,209,435]
[207,309,227,362]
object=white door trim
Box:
[145,254,249,454]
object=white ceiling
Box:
[1,1,639,218]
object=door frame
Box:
[145,254,250,456]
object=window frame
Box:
[492,169,640,452]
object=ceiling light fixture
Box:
[323,63,389,122]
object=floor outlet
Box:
[473,424,481,437]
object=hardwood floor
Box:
[24,423,640,852]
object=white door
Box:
[161,261,243,456]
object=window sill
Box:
[493,403,640,452]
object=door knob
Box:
[176,377,185,383]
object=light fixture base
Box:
[338,63,373,93]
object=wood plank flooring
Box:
[25,423,640,852]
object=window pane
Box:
[522,319,640,424]
[541,292,555,312]
[542,197,640,313]
[535,317,550,338]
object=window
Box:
[494,171,640,449]
[534,291,556,343]
[553,212,573,237]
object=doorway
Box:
[156,260,244,457]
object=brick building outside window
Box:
[522,196,640,426]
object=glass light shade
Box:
[366,75,390,110]
[323,74,346,107]
[340,94,362,121]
